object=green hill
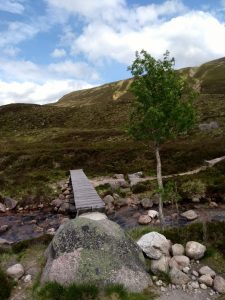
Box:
[0,57,225,201]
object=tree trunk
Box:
[155,145,165,229]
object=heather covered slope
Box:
[0,58,225,200]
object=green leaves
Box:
[128,50,197,145]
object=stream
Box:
[1,204,225,243]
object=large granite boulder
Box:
[137,232,171,259]
[41,215,152,292]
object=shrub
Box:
[180,179,206,199]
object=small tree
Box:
[128,50,196,227]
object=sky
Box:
[0,0,225,105]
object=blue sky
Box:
[0,0,225,105]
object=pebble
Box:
[191,281,199,289]
[183,266,190,274]
[192,270,199,277]
[156,280,163,286]
[200,283,207,290]
[160,287,167,292]
[23,274,32,283]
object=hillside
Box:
[0,57,225,201]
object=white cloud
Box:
[0,58,99,82]
[0,0,24,14]
[68,4,225,68]
[46,0,125,19]
[0,80,93,105]
[48,60,99,80]
[51,48,67,58]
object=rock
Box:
[199,274,213,287]
[185,241,206,259]
[141,198,153,209]
[23,274,32,283]
[209,201,218,208]
[199,121,219,131]
[113,174,125,180]
[147,210,159,219]
[138,215,151,225]
[182,267,190,274]
[0,224,10,233]
[103,195,114,205]
[51,199,63,208]
[190,281,199,289]
[128,172,144,187]
[156,280,163,286]
[58,202,70,213]
[0,203,6,212]
[199,266,216,278]
[47,228,56,235]
[137,232,170,259]
[4,197,18,210]
[181,210,198,221]
[169,256,190,270]
[171,244,184,256]
[7,263,24,280]
[213,276,225,294]
[80,212,108,221]
[191,196,201,203]
[200,283,207,290]
[151,256,170,274]
[41,217,152,292]
[169,268,190,285]
[192,270,199,277]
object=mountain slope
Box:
[0,57,225,200]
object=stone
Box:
[151,255,170,274]
[7,263,24,280]
[169,267,190,285]
[0,203,6,212]
[199,274,213,287]
[213,276,225,294]
[138,215,151,225]
[41,217,152,292]
[156,280,163,286]
[0,224,10,233]
[147,210,159,219]
[47,228,56,235]
[103,195,114,205]
[80,212,108,221]
[183,267,190,274]
[141,198,153,209]
[171,244,185,256]
[209,201,218,208]
[51,199,63,208]
[137,232,171,259]
[191,281,199,289]
[58,202,70,213]
[181,210,198,221]
[113,174,125,180]
[186,241,206,259]
[4,197,18,210]
[23,274,32,283]
[199,266,216,278]
[169,255,190,270]
[200,283,207,290]
[192,270,199,277]
[199,121,219,131]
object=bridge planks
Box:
[70,169,105,213]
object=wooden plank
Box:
[70,169,105,211]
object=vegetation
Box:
[0,57,225,201]
[128,50,197,226]
[35,282,156,300]
[0,268,14,300]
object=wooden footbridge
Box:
[70,169,105,215]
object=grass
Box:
[0,268,15,300]
[0,58,225,201]
[35,282,156,300]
